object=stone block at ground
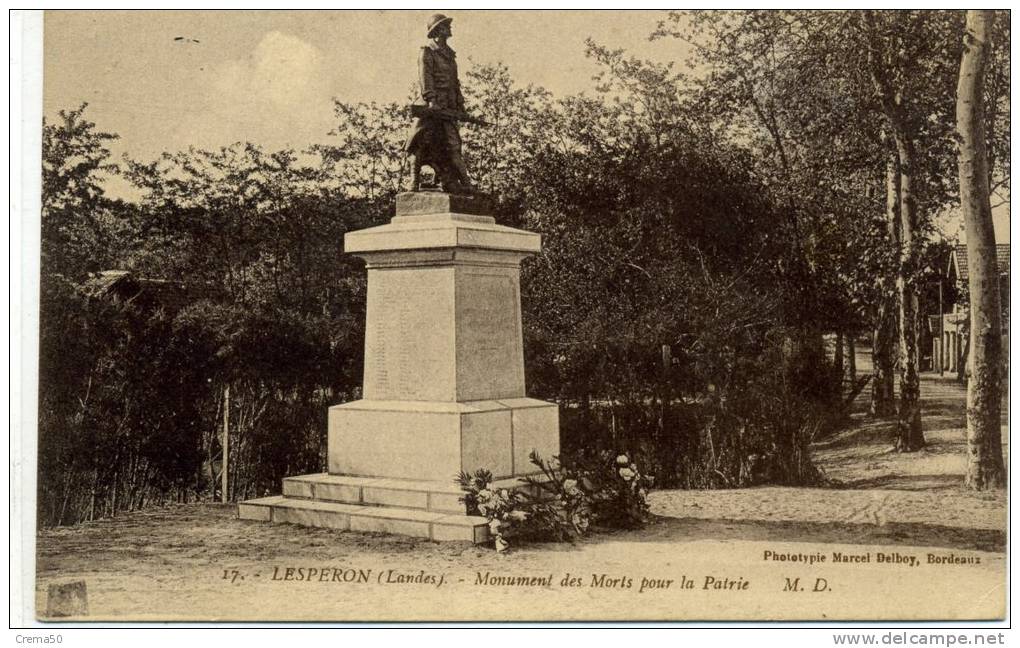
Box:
[328,398,559,480]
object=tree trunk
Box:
[893,136,925,451]
[956,10,1005,489]
[222,384,230,503]
[57,467,72,526]
[871,155,899,416]
[957,332,971,383]
[863,11,923,447]
[88,469,98,522]
[110,468,118,518]
[847,336,857,385]
[834,332,845,393]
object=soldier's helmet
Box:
[426,14,453,37]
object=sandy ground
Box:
[654,370,1008,553]
[33,353,1007,622]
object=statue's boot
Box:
[449,156,476,194]
[408,154,421,191]
[437,165,460,194]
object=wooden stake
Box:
[222,384,230,504]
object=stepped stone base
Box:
[238,473,541,544]
[238,496,488,543]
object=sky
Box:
[42,10,1008,241]
[44,11,691,158]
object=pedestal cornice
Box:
[344,215,541,257]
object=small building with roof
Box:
[82,269,219,314]
[930,244,1009,375]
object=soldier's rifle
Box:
[409,104,492,127]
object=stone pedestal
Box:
[334,192,558,480]
[238,193,559,542]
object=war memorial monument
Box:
[238,14,559,543]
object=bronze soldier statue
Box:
[405,14,487,194]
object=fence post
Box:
[222,384,230,504]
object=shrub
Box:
[553,330,833,490]
[456,466,585,551]
[456,450,653,551]
[552,450,653,530]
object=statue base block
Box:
[394,191,492,218]
[328,398,559,481]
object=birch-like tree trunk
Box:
[893,135,924,451]
[872,153,899,416]
[864,11,924,450]
[956,9,1005,489]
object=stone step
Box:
[237,495,491,544]
[280,472,540,515]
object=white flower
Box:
[616,454,629,465]
[478,488,493,500]
[508,510,529,522]
[619,467,636,481]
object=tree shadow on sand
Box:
[596,515,1005,553]
[838,473,965,491]
[813,417,893,452]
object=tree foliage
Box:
[41,103,125,278]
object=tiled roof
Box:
[82,270,132,297]
[84,270,220,312]
[950,244,1009,280]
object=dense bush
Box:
[38,275,211,525]
[38,109,380,525]
[555,338,829,491]
[457,450,654,551]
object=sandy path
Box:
[34,503,1005,622]
[651,367,1007,553]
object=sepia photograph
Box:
[16,8,1010,624]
